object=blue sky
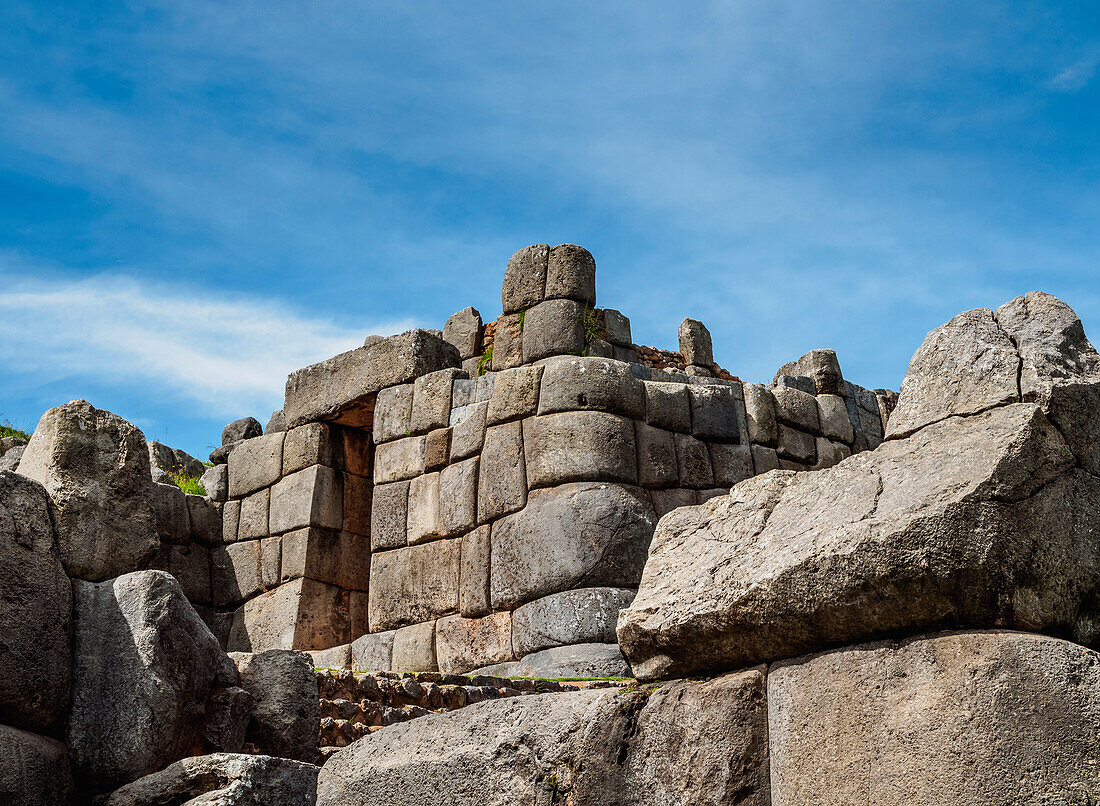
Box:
[1,1,1098,458]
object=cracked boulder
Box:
[618,291,1100,680]
[317,667,768,806]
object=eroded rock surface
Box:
[619,291,1100,680]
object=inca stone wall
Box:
[199,244,897,675]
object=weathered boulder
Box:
[0,724,74,806]
[619,292,1100,680]
[0,472,71,735]
[231,650,320,762]
[316,667,768,806]
[678,318,714,368]
[222,417,263,446]
[68,570,247,795]
[0,443,24,471]
[769,630,1100,804]
[98,753,318,806]
[18,400,159,581]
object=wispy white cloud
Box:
[0,263,417,418]
[1050,46,1100,92]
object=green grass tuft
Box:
[169,471,206,496]
[0,424,30,442]
[477,345,494,376]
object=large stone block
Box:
[280,527,370,591]
[370,480,408,550]
[392,621,437,672]
[187,494,222,545]
[0,472,71,735]
[709,442,754,487]
[794,348,844,395]
[373,435,426,484]
[512,587,635,657]
[546,243,596,306]
[522,298,586,363]
[601,308,631,346]
[351,630,395,671]
[373,383,413,444]
[486,364,543,425]
[440,457,478,537]
[459,524,492,617]
[149,541,212,605]
[0,724,74,806]
[450,400,487,460]
[228,432,284,498]
[232,650,319,763]
[228,577,351,653]
[237,488,269,541]
[410,368,463,434]
[491,313,524,371]
[282,423,336,476]
[211,540,266,607]
[770,384,820,434]
[643,380,692,432]
[491,483,656,610]
[69,571,240,795]
[816,392,854,443]
[201,463,229,502]
[689,384,747,443]
[269,465,342,534]
[19,399,159,581]
[776,423,816,464]
[743,382,778,446]
[537,356,645,419]
[406,471,443,545]
[502,244,548,314]
[368,540,461,631]
[316,666,769,806]
[434,612,513,674]
[98,753,318,806]
[149,481,190,544]
[222,499,240,543]
[477,421,527,522]
[515,643,631,679]
[634,422,678,488]
[769,631,1100,805]
[674,433,713,488]
[443,306,483,359]
[619,389,1100,679]
[523,411,638,488]
[284,329,459,428]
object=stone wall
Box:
[200,244,896,674]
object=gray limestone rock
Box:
[689,384,747,443]
[211,540,265,607]
[232,650,319,762]
[68,570,242,795]
[440,457,478,537]
[18,399,159,582]
[373,435,426,484]
[771,384,820,433]
[284,330,459,428]
[316,666,768,806]
[816,393,854,444]
[512,587,635,657]
[794,348,844,395]
[523,411,638,488]
[450,400,487,461]
[643,380,692,433]
[392,621,438,672]
[678,318,714,368]
[281,422,336,476]
[149,541,212,604]
[368,540,461,631]
[0,472,71,735]
[537,356,645,419]
[147,440,205,480]
[634,422,679,488]
[769,631,1100,805]
[459,525,492,617]
[709,442,754,487]
[370,480,409,550]
[201,463,229,502]
[601,308,631,346]
[749,444,779,473]
[373,383,414,444]
[434,612,513,674]
[98,753,318,806]
[619,397,1100,680]
[501,244,549,314]
[149,480,190,545]
[269,465,342,534]
[650,487,697,518]
[486,364,543,425]
[743,382,778,446]
[0,724,74,806]
[776,423,816,464]
[228,433,285,499]
[521,298,586,363]
[546,243,596,306]
[673,433,713,489]
[351,631,395,671]
[228,577,351,653]
[265,409,287,434]
[406,472,443,545]
[0,443,24,471]
[236,489,269,542]
[491,313,524,371]
[515,643,631,679]
[477,421,527,522]
[222,417,263,445]
[443,306,483,359]
[490,482,656,610]
[410,368,463,434]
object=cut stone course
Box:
[368,539,461,631]
[523,411,638,487]
[477,421,527,522]
[511,587,635,657]
[537,356,645,419]
[521,298,586,363]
